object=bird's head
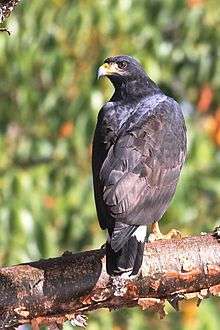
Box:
[97,55,146,83]
[97,55,159,99]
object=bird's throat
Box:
[110,77,159,102]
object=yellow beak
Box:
[97,62,120,79]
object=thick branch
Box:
[1,233,220,328]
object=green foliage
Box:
[0,0,220,329]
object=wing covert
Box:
[99,100,186,226]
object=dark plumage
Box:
[92,55,187,276]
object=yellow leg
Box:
[148,222,182,243]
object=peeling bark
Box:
[0,233,220,328]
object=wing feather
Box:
[92,98,187,228]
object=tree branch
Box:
[1,232,220,329]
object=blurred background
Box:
[0,0,220,329]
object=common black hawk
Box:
[92,55,187,276]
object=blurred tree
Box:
[0,0,220,329]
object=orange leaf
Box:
[203,115,217,135]
[215,107,220,124]
[186,0,204,8]
[59,122,74,138]
[43,196,56,209]
[197,85,214,112]
[214,129,220,146]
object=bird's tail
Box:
[106,224,147,276]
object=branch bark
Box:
[1,233,220,329]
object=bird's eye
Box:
[118,61,127,69]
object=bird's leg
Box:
[148,222,182,242]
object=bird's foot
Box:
[148,223,182,243]
[212,226,220,242]
[148,229,182,242]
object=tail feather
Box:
[110,222,137,252]
[106,225,147,276]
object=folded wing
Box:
[97,101,186,227]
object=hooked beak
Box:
[97,62,120,79]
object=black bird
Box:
[92,55,186,276]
